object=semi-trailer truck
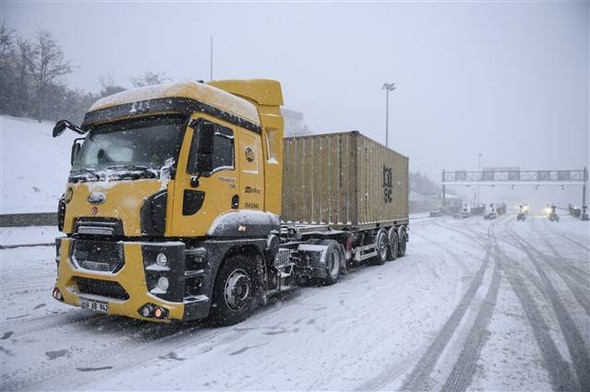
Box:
[51,79,409,325]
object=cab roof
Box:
[87,81,260,126]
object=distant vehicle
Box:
[546,204,559,222]
[430,210,444,217]
[517,203,528,221]
[484,203,497,220]
[484,211,497,220]
[461,201,471,218]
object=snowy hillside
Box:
[1,115,78,214]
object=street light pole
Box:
[382,83,395,148]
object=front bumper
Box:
[54,238,210,322]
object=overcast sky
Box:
[3,1,589,191]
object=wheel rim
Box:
[326,251,339,278]
[223,269,251,311]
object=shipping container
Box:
[282,131,409,230]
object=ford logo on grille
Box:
[88,192,107,205]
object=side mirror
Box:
[53,120,68,137]
[189,121,215,174]
[53,119,86,137]
[71,139,83,166]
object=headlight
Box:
[156,253,167,267]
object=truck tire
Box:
[397,227,407,257]
[371,229,389,265]
[320,240,342,285]
[210,255,259,326]
[388,227,399,261]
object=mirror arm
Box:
[53,120,87,138]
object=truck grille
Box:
[74,277,129,300]
[74,217,124,236]
[71,240,124,273]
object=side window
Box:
[265,128,280,163]
[187,120,234,175]
[212,125,234,171]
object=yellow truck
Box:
[52,79,409,325]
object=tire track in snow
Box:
[355,226,492,391]
[1,310,98,336]
[541,219,590,253]
[492,225,580,392]
[530,218,588,281]
[504,223,590,391]
[385,228,493,392]
[407,231,471,276]
[439,236,501,392]
[526,220,590,316]
[433,220,488,248]
[2,317,199,391]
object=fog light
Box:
[156,253,167,267]
[157,277,169,291]
[140,304,154,318]
[154,306,168,319]
[52,288,63,301]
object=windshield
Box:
[71,115,186,180]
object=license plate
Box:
[80,298,109,314]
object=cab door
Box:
[170,116,238,237]
[237,129,264,212]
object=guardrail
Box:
[0,213,56,227]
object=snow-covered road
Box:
[1,215,588,391]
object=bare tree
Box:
[98,71,125,97]
[0,24,14,59]
[14,37,35,116]
[130,71,169,88]
[0,24,16,114]
[32,29,72,121]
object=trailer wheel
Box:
[210,255,259,325]
[320,240,342,285]
[397,227,407,257]
[388,227,399,261]
[371,229,389,265]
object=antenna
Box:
[210,35,213,81]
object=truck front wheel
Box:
[210,255,259,325]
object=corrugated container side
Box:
[356,134,408,226]
[283,133,356,225]
[282,131,408,229]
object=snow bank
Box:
[1,115,77,214]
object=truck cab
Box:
[53,80,285,324]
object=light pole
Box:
[382,83,395,147]
[477,152,483,207]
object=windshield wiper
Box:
[72,168,100,181]
[106,165,158,179]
